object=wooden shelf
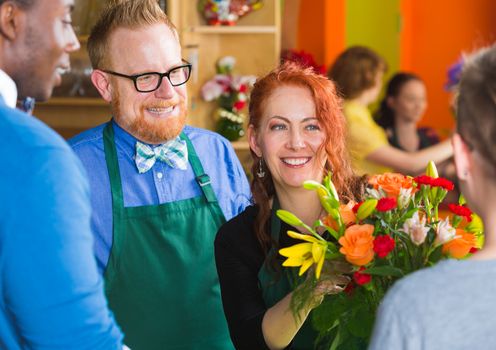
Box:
[231,141,250,151]
[186,25,277,34]
[39,97,107,107]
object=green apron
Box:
[102,123,233,350]
[257,198,318,350]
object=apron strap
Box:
[103,122,125,211]
[180,132,218,204]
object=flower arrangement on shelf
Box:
[201,56,256,141]
[277,162,484,349]
[198,0,264,26]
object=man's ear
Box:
[452,133,472,181]
[91,70,113,102]
[0,1,22,41]
[248,124,262,158]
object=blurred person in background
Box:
[328,46,453,176]
[375,72,456,184]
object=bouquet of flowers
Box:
[201,56,256,141]
[277,162,484,349]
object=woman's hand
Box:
[308,260,352,309]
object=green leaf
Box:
[322,224,341,241]
[276,209,303,227]
[458,194,467,205]
[312,295,349,333]
[325,251,342,259]
[347,304,375,339]
[400,207,418,221]
[362,266,404,277]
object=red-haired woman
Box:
[215,62,364,349]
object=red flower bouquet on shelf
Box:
[277,162,484,349]
[281,49,327,75]
[201,56,256,141]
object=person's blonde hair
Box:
[87,0,177,69]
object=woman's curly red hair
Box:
[248,61,365,254]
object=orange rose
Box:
[369,173,415,198]
[323,201,357,231]
[338,224,375,266]
[442,229,476,259]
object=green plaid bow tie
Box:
[135,138,188,174]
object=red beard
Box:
[112,90,187,144]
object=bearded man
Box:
[68,1,250,349]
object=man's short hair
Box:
[87,0,177,69]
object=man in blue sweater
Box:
[0,0,123,348]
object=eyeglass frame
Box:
[101,59,192,93]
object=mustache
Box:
[142,99,182,109]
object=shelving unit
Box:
[168,0,281,132]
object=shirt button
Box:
[157,172,163,179]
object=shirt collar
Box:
[0,69,18,108]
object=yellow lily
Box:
[279,231,327,279]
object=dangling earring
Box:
[257,158,265,178]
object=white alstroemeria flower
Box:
[201,80,224,101]
[217,56,236,70]
[403,212,429,245]
[397,187,413,210]
[435,217,456,245]
[366,188,384,200]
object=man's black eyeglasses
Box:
[102,60,192,93]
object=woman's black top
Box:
[214,205,299,350]
[388,127,440,151]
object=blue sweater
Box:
[0,102,123,349]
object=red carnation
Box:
[376,197,397,212]
[414,175,435,186]
[352,201,363,214]
[233,100,246,111]
[353,267,372,285]
[469,247,479,254]
[238,84,248,93]
[373,235,396,258]
[448,203,473,222]
[432,177,455,191]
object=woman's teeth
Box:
[282,158,310,166]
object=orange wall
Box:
[401,0,496,133]
[297,0,346,70]
[298,0,496,134]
